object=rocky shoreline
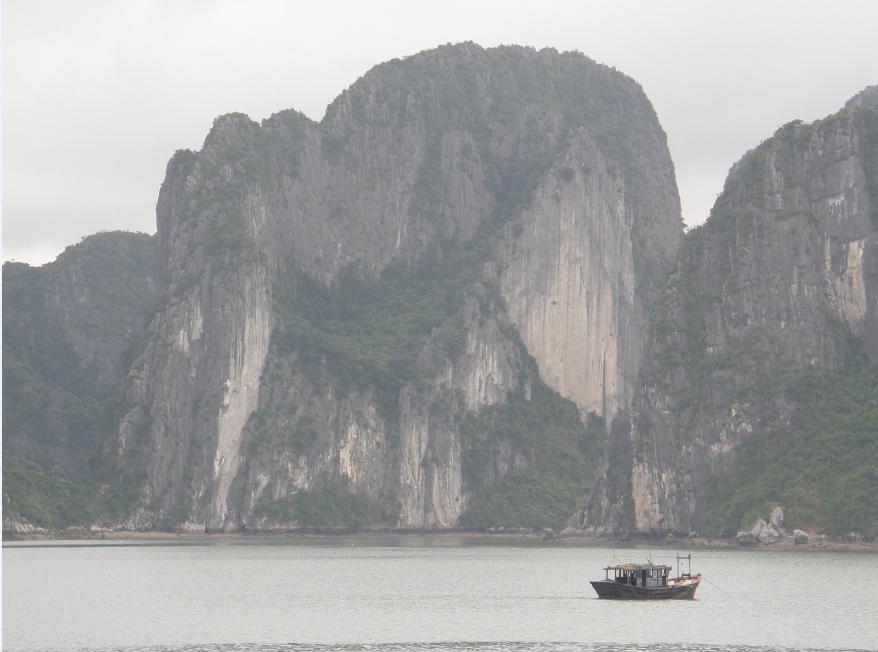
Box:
[4,525,877,552]
[7,502,876,551]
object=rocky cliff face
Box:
[100,43,680,531]
[6,48,874,538]
[3,232,158,477]
[571,89,878,536]
[498,132,642,418]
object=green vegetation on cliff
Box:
[273,236,490,418]
[2,454,141,530]
[2,232,156,530]
[2,232,157,481]
[2,455,100,529]
[647,229,878,537]
[459,381,604,530]
[703,346,878,536]
[254,490,386,528]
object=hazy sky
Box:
[4,0,878,265]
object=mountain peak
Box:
[844,84,878,110]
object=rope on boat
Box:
[699,573,737,599]
[699,572,802,633]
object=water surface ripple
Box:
[3,538,876,651]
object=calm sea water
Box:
[2,537,876,651]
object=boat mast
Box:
[676,553,692,578]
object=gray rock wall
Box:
[572,96,878,535]
[105,43,681,530]
[3,232,157,478]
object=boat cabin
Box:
[603,563,672,588]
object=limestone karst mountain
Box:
[4,43,681,532]
[570,85,878,537]
[4,45,876,537]
[3,232,158,479]
[121,43,683,532]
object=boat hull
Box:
[590,580,700,600]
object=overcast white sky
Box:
[4,0,877,265]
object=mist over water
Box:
[3,539,876,651]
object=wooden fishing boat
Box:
[590,555,700,600]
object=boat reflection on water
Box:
[591,554,700,600]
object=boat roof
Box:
[604,563,673,571]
